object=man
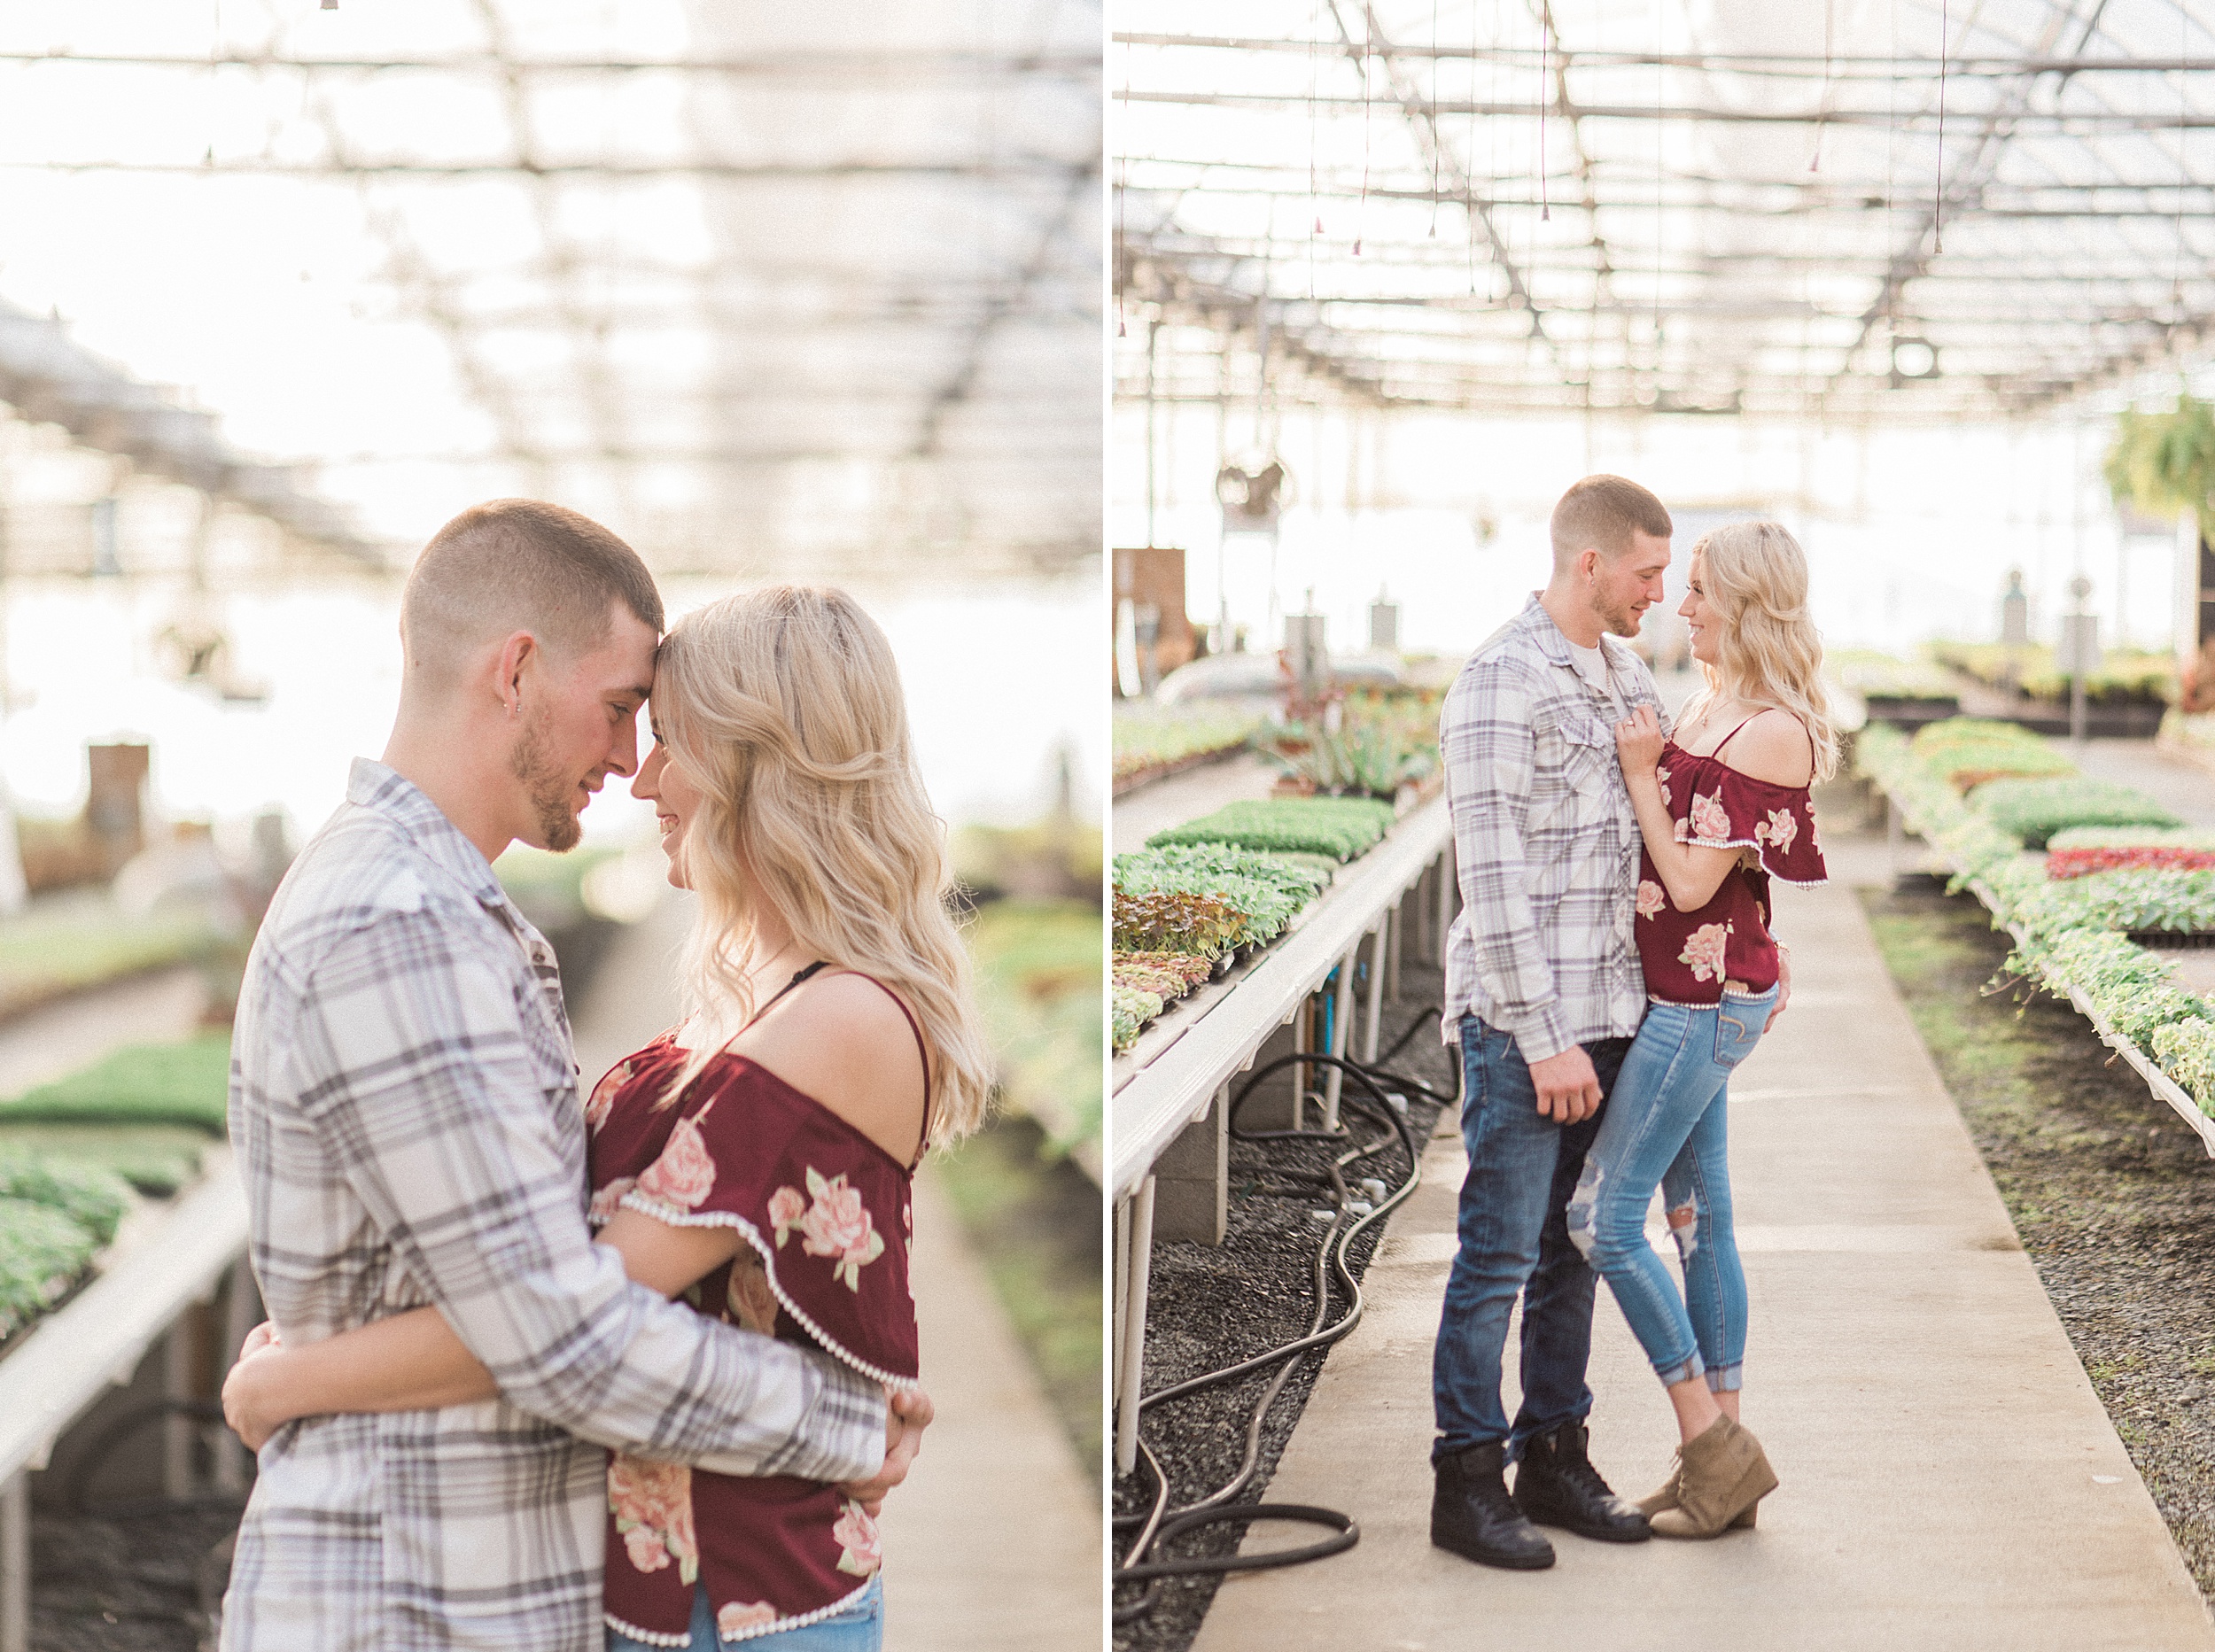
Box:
[1428,475,1673,1571]
[223,500,921,1649]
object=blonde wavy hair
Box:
[1681,520,1840,782]
[651,586,993,1145]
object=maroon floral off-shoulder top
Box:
[1635,733,1827,1005]
[582,983,924,1647]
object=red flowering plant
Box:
[2046,826,2215,881]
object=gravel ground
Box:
[1861,865,2215,1600]
[1111,958,1462,1652]
[30,1502,241,1651]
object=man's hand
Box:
[1527,1046,1602,1124]
[1765,947,1792,1033]
[222,1322,287,1453]
[837,1386,934,1516]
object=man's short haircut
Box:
[400,500,664,686]
[1550,475,1673,566]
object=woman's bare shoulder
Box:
[1720,710,1814,788]
[732,971,927,1161]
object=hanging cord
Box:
[1934,0,1948,253]
[1538,9,1551,221]
[1356,2,1374,254]
[1429,0,1442,237]
[1112,1039,1453,1625]
[1811,0,1832,172]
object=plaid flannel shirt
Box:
[1440,595,1667,1064]
[222,760,887,1652]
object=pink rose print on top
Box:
[1689,790,1731,842]
[1656,766,1673,809]
[635,1100,719,1212]
[767,1185,806,1245]
[610,1454,698,1585]
[1636,880,1667,921]
[772,1167,887,1291]
[719,1602,779,1635]
[1754,806,1798,855]
[833,1500,883,1578]
[1678,923,1731,983]
[587,1175,636,1226]
[584,1060,633,1133]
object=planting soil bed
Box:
[1111,956,1458,1652]
[1863,871,2215,1599]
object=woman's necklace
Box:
[1679,696,1753,756]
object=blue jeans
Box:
[1431,1017,1631,1464]
[606,1576,882,1652]
[1566,989,1776,1392]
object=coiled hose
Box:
[1112,1010,1455,1626]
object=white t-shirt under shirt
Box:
[1566,637,1627,723]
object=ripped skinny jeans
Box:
[1566,988,1776,1392]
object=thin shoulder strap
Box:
[1709,713,1766,758]
[734,960,831,1039]
[839,971,935,1168]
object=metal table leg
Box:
[1434,848,1455,969]
[214,1259,258,1493]
[1113,1176,1157,1477]
[1322,941,1360,1130]
[0,1470,25,1652]
[163,1316,195,1501]
[1361,917,1388,1064]
[1384,894,1403,1003]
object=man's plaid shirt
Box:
[222,760,886,1652]
[1440,595,1667,1063]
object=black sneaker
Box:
[1431,1442,1555,1571]
[1512,1420,1652,1543]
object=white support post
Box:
[1114,1177,1157,1477]
[1361,918,1388,1065]
[1384,894,1403,1002]
[163,1315,195,1500]
[214,1260,259,1493]
[1322,942,1359,1130]
[1289,1004,1307,1130]
[1434,848,1455,969]
[0,1470,25,1652]
[1111,1198,1131,1412]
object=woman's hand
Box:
[837,1386,934,1516]
[1616,704,1667,778]
[222,1324,295,1453]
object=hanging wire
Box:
[1538,6,1551,221]
[1430,0,1442,236]
[1470,0,1483,292]
[1934,0,1948,253]
[2173,0,2189,315]
[1652,0,1663,371]
[1310,0,1323,298]
[1116,36,1129,337]
[1811,0,1832,172]
[1355,2,1373,256]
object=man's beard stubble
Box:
[509,707,583,853]
[1594,590,1644,639]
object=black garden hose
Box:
[1112,1042,1453,1625]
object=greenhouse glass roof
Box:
[1114,0,2215,420]
[0,0,1100,578]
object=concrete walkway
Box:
[568,896,1101,1652]
[1190,842,2215,1651]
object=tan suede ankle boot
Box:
[1648,1415,1776,1539]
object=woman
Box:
[223,586,993,1648]
[1566,520,1834,1539]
